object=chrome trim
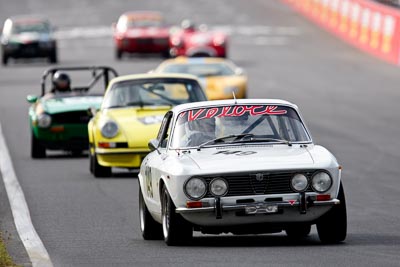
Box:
[95,149,148,155]
[176,199,340,214]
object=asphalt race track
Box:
[1,1,400,266]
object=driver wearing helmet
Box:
[185,117,216,146]
[51,72,72,93]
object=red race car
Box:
[112,11,170,59]
[169,20,228,58]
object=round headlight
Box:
[291,174,309,192]
[37,113,52,128]
[101,120,119,138]
[184,177,207,200]
[209,178,228,197]
[311,171,332,193]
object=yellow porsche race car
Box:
[88,73,207,177]
[153,57,247,100]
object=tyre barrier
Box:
[282,0,400,65]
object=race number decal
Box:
[145,166,153,198]
[214,150,257,156]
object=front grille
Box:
[136,38,152,45]
[200,170,318,197]
[51,111,91,124]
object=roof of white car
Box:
[172,99,299,113]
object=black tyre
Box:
[71,150,83,157]
[161,185,192,246]
[31,131,46,158]
[317,182,347,243]
[139,187,163,240]
[49,50,58,64]
[89,149,94,174]
[2,53,8,66]
[285,224,311,239]
[92,152,112,178]
[115,48,122,60]
[161,50,170,59]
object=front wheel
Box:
[139,187,163,240]
[2,53,8,65]
[49,50,58,64]
[115,48,123,60]
[162,185,192,246]
[92,152,112,178]
[317,182,347,243]
[285,224,311,239]
[31,131,46,158]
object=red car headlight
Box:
[171,37,183,47]
[213,36,226,46]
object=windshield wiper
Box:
[105,105,125,109]
[126,101,155,107]
[233,137,292,146]
[197,134,254,150]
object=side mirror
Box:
[87,106,98,118]
[148,139,160,152]
[235,67,244,76]
[26,95,38,103]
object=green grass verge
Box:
[0,231,19,267]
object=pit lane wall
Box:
[282,0,400,65]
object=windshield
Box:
[102,78,205,109]
[127,17,163,28]
[12,21,50,34]
[162,63,235,77]
[170,105,311,148]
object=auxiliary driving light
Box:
[209,178,228,197]
[290,174,309,192]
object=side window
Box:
[157,111,173,148]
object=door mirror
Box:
[148,139,160,152]
[235,67,244,75]
[26,95,38,103]
[87,107,98,118]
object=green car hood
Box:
[41,95,103,114]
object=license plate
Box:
[245,204,278,215]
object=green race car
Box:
[27,66,118,158]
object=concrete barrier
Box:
[282,0,400,65]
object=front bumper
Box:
[95,147,149,168]
[4,42,55,58]
[176,193,339,227]
[118,37,169,53]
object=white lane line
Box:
[0,124,53,267]
[54,25,301,39]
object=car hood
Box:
[41,95,103,114]
[182,31,226,46]
[101,106,171,145]
[184,32,213,45]
[125,27,170,38]
[198,76,246,90]
[176,145,317,172]
[11,32,52,43]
